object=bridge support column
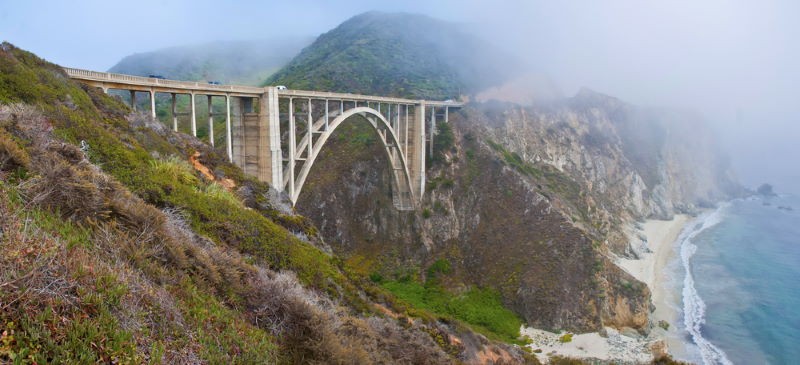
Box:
[429,106,436,157]
[407,102,426,200]
[226,95,232,162]
[307,98,313,158]
[150,90,156,120]
[190,93,197,137]
[207,95,214,146]
[171,93,178,131]
[252,88,282,187]
[129,90,137,111]
[230,97,246,170]
[287,98,296,199]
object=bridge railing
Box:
[62,67,265,94]
[62,67,464,105]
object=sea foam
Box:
[679,205,734,365]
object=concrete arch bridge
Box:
[64,68,462,210]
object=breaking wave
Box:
[679,205,734,365]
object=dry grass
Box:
[0,100,477,364]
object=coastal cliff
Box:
[296,94,739,333]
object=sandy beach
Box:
[618,215,689,326]
[524,214,691,363]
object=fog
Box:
[2,0,798,193]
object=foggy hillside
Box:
[267,11,519,99]
[109,37,311,85]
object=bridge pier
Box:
[230,96,247,171]
[207,95,214,146]
[287,97,296,200]
[226,95,232,162]
[150,90,156,120]
[171,93,178,131]
[409,102,426,199]
[129,90,137,111]
[429,106,436,158]
[190,93,197,137]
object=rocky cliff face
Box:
[296,91,739,333]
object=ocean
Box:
[671,195,800,364]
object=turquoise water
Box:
[677,195,800,364]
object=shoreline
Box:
[618,214,691,357]
[524,214,692,363]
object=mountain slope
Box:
[267,12,516,99]
[0,43,536,364]
[109,38,311,85]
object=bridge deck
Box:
[63,67,464,107]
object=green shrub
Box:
[430,121,454,165]
[149,155,198,185]
[658,320,670,330]
[369,272,383,283]
[432,201,448,215]
[559,333,573,343]
[195,181,241,207]
[381,279,524,344]
[426,258,452,281]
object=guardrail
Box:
[62,67,265,94]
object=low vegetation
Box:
[0,42,468,364]
[380,259,525,345]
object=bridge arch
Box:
[289,106,415,210]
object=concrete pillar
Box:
[307,98,312,158]
[288,97,296,198]
[445,107,449,124]
[407,102,426,200]
[429,106,436,157]
[386,104,389,119]
[324,99,329,131]
[393,104,399,132]
[254,87,282,187]
[226,94,232,162]
[190,93,197,137]
[207,95,214,146]
[130,90,137,111]
[404,105,409,155]
[230,97,247,170]
[150,90,156,120]
[171,93,178,131]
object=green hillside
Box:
[267,12,517,99]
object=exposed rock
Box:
[296,92,740,333]
[757,183,777,196]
